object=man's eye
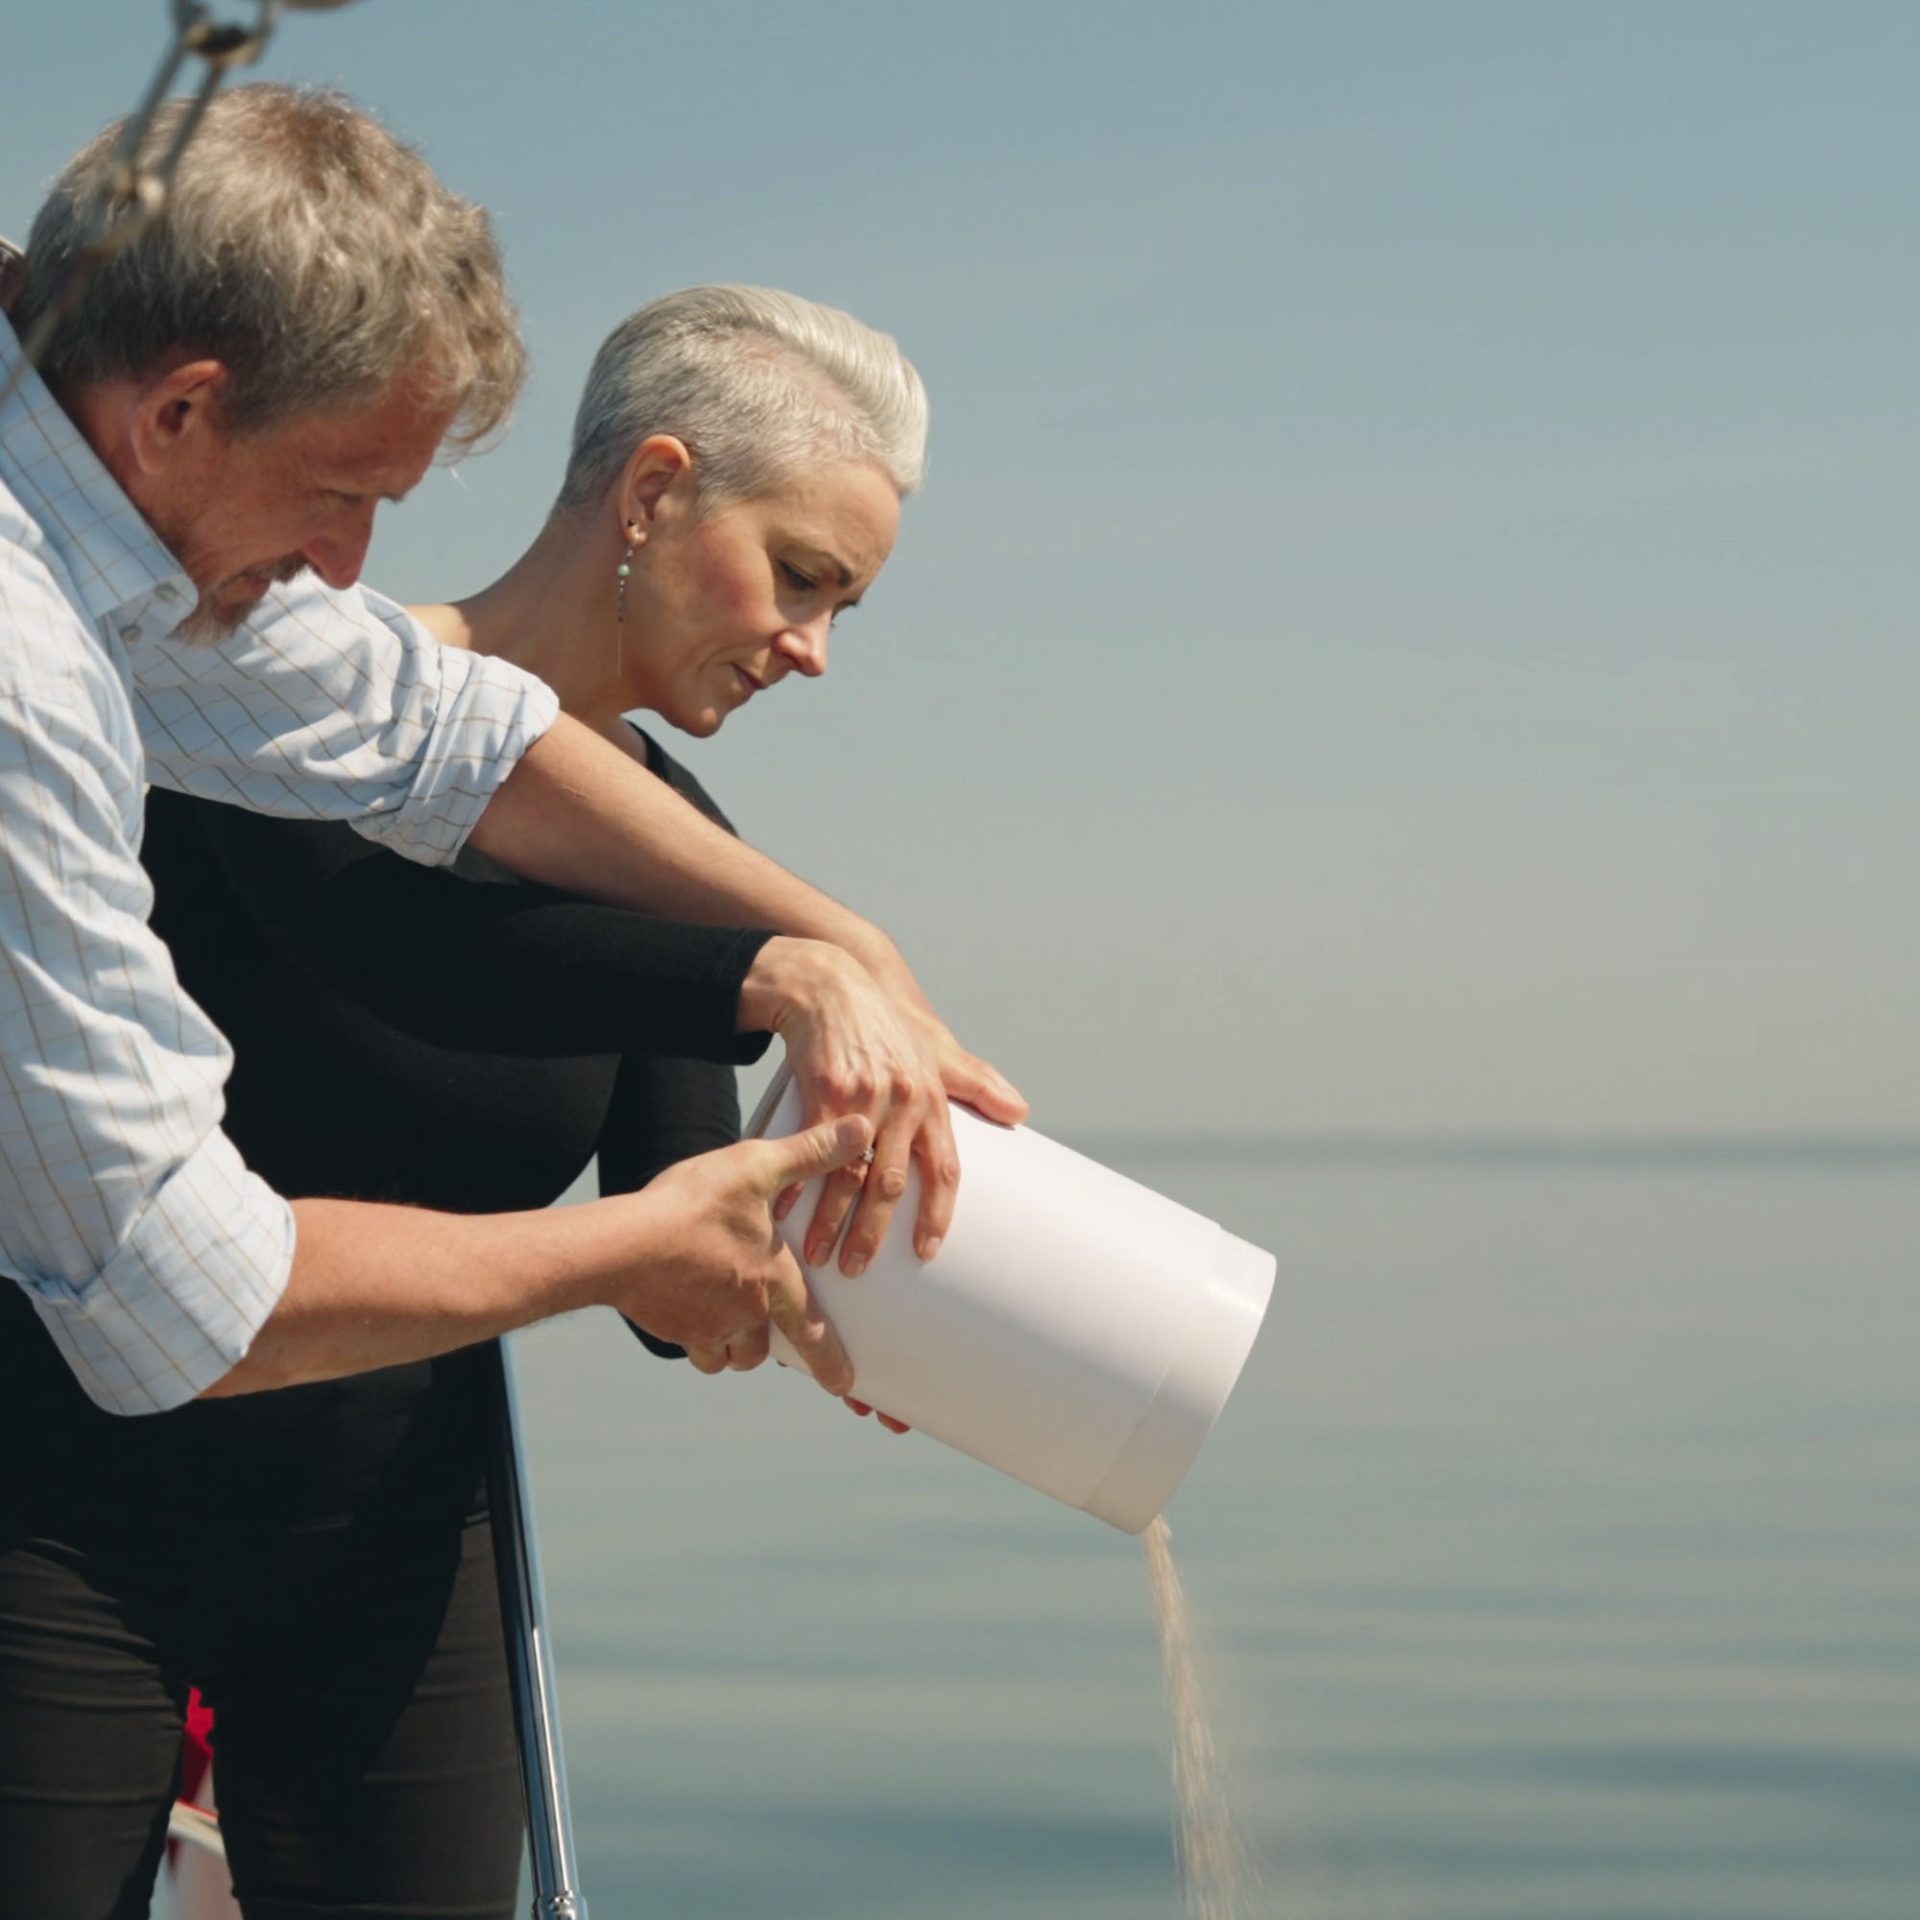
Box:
[779,561,817,593]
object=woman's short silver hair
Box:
[18,83,524,451]
[558,285,928,512]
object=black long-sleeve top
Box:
[142,726,772,1218]
[0,727,769,1530]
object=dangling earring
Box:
[614,520,646,674]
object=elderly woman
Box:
[0,287,998,1920]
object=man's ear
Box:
[617,433,694,532]
[125,358,230,479]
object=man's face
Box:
[144,371,458,639]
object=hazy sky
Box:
[5,3,1915,1137]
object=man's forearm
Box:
[466,715,1028,1158]
[202,1116,871,1402]
[202,1192,651,1396]
[467,714,920,997]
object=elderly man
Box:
[0,84,1022,1916]
[1,83,1022,1413]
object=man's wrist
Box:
[830,924,927,1011]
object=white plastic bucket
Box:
[750,1076,1276,1534]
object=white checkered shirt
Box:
[0,317,558,1413]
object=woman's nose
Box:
[773,616,831,679]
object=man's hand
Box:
[617,1114,873,1392]
[472,721,1030,1269]
[740,939,1028,1277]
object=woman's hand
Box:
[741,938,957,1272]
[827,930,1030,1126]
[739,938,1025,1274]
[898,1000,1029,1128]
[844,1395,912,1435]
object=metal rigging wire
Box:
[0,1,363,412]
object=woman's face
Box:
[624,457,902,737]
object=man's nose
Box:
[304,503,378,591]
[773,615,831,679]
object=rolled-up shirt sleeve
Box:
[0,690,293,1414]
[37,1130,292,1414]
[132,577,559,867]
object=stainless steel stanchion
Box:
[482,1336,590,1920]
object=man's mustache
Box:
[178,559,314,642]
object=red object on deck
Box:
[180,1689,216,1807]
[167,1686,219,1876]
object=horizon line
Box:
[1054,1126,1920,1168]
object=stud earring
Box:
[614,521,646,672]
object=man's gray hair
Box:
[16,84,523,450]
[558,285,928,513]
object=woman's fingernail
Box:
[917,1235,942,1263]
[843,1252,868,1278]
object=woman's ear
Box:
[618,434,693,532]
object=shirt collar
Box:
[0,314,197,631]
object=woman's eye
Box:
[779,561,817,593]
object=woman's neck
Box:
[419,510,642,741]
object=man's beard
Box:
[174,556,312,643]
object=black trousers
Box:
[0,1288,522,1920]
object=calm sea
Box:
[496,1140,1920,1920]
[159,1141,1920,1919]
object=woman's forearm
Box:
[467,713,1027,1163]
